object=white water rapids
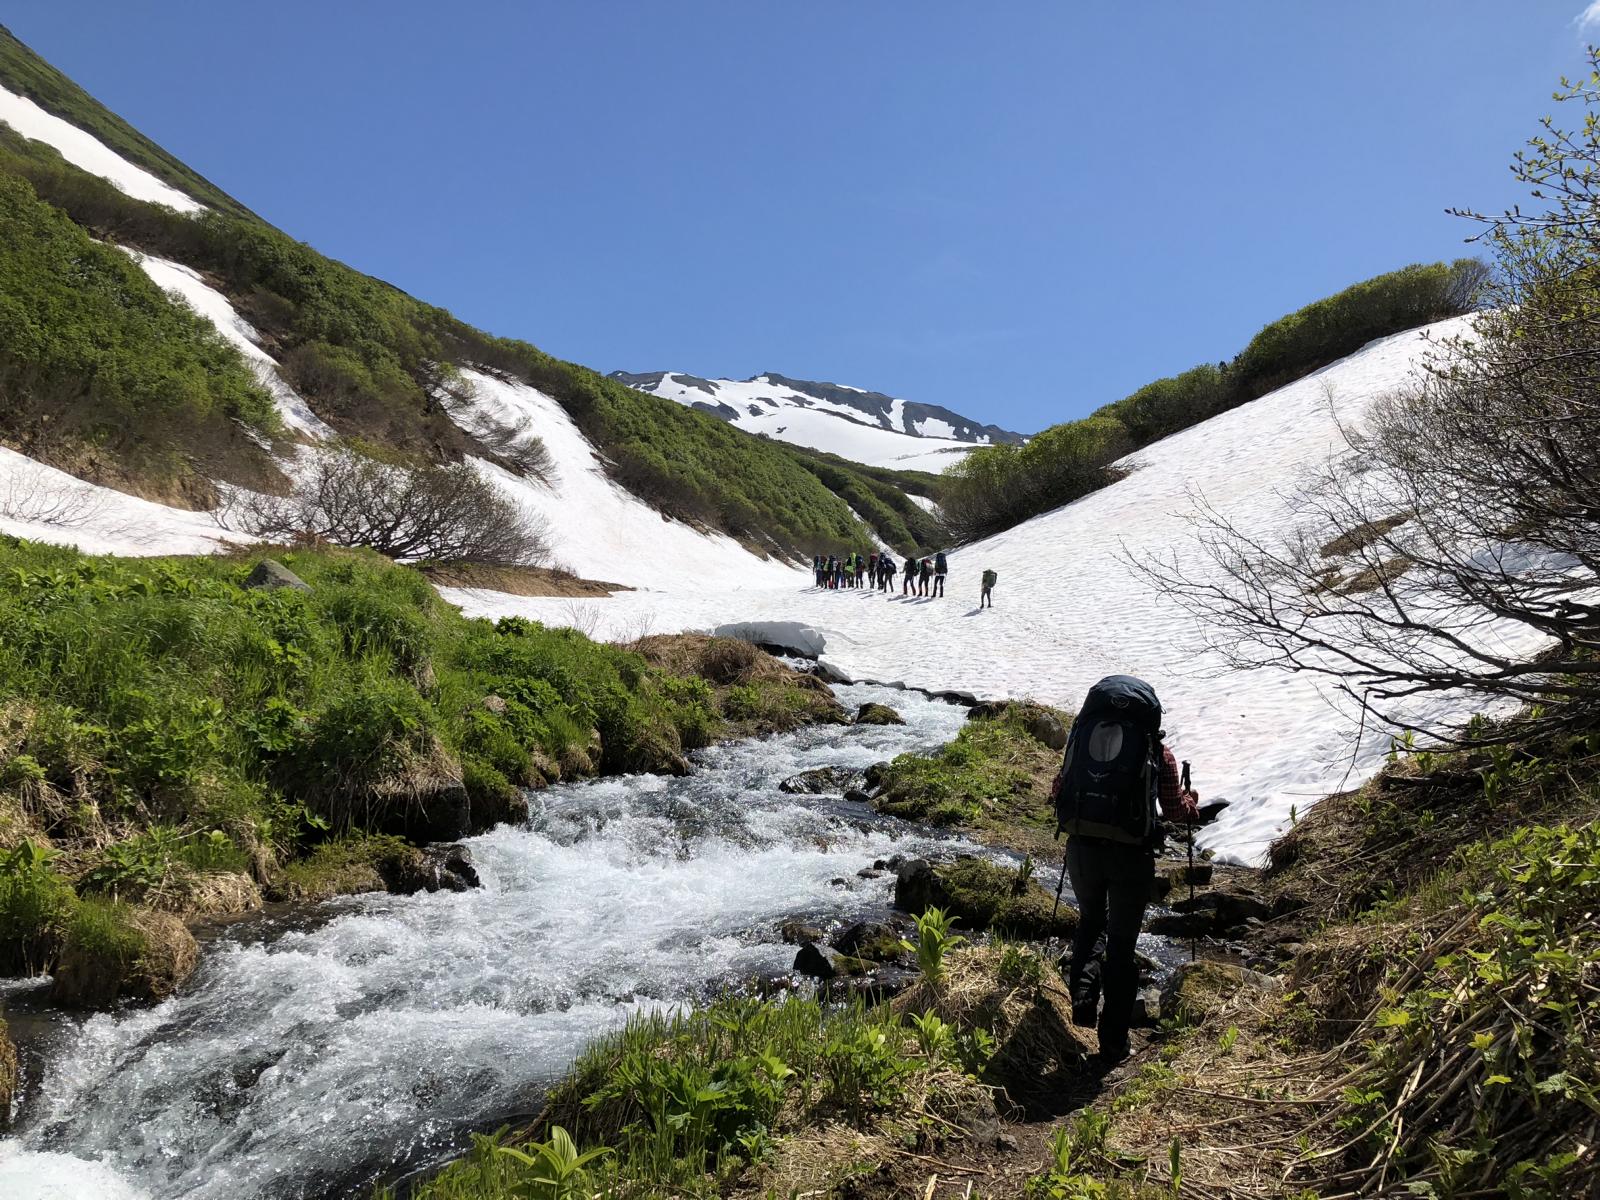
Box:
[0,684,972,1199]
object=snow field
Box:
[0,85,202,214]
[445,316,1550,863]
[639,372,983,469]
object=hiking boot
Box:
[1070,1001,1097,1027]
[1094,1035,1131,1064]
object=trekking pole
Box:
[1047,836,1070,967]
[1181,759,1196,964]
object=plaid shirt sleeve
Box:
[1158,744,1198,822]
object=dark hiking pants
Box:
[1065,836,1155,1052]
[934,573,945,596]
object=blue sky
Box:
[6,2,1595,432]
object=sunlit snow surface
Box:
[0,85,202,213]
[3,686,968,1199]
[446,316,1547,863]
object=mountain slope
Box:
[613,369,1023,470]
[0,27,943,569]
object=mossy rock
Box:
[0,1016,16,1131]
[855,702,906,726]
[266,834,413,902]
[896,855,1077,939]
[50,903,198,1010]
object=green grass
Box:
[874,704,1063,852]
[940,260,1486,541]
[397,994,942,1199]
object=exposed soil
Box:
[420,561,627,597]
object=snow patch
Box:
[442,370,805,592]
[0,85,202,213]
[126,252,333,440]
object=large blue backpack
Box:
[1055,675,1163,845]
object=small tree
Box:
[224,447,552,565]
[1137,56,1600,746]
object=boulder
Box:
[380,844,481,895]
[895,855,1077,939]
[832,920,903,963]
[778,767,864,796]
[1196,800,1231,826]
[51,907,198,1010]
[1168,861,1214,888]
[1023,710,1068,751]
[1159,960,1282,1024]
[863,761,892,790]
[480,694,508,716]
[243,559,311,592]
[0,1018,15,1132]
[825,964,919,1005]
[855,702,906,726]
[793,942,835,980]
[966,700,1011,723]
[893,858,940,914]
[781,920,824,945]
[843,788,872,805]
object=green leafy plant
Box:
[901,905,966,986]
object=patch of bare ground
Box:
[420,560,626,597]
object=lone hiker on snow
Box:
[980,567,996,608]
[1051,675,1197,1063]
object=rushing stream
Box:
[0,683,974,1200]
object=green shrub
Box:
[941,260,1485,541]
[0,839,75,973]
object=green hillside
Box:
[0,26,936,558]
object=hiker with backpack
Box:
[917,556,933,596]
[933,550,948,597]
[980,568,997,608]
[880,553,895,592]
[902,553,917,596]
[1050,675,1198,1063]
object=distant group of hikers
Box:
[810,550,997,606]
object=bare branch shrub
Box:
[1136,65,1600,745]
[224,448,551,565]
[561,601,603,640]
[433,367,557,483]
[0,462,108,528]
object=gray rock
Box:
[863,760,892,790]
[781,920,824,945]
[1133,985,1163,1027]
[793,943,835,979]
[832,920,901,961]
[779,767,864,795]
[1196,800,1231,825]
[843,788,873,805]
[1159,960,1282,1023]
[481,695,508,715]
[243,559,311,592]
[1024,710,1068,750]
[892,857,939,914]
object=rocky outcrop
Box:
[243,559,311,592]
[832,920,904,963]
[51,907,198,1010]
[379,843,481,895]
[1147,888,1273,939]
[855,702,906,726]
[894,855,1077,939]
[781,920,824,945]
